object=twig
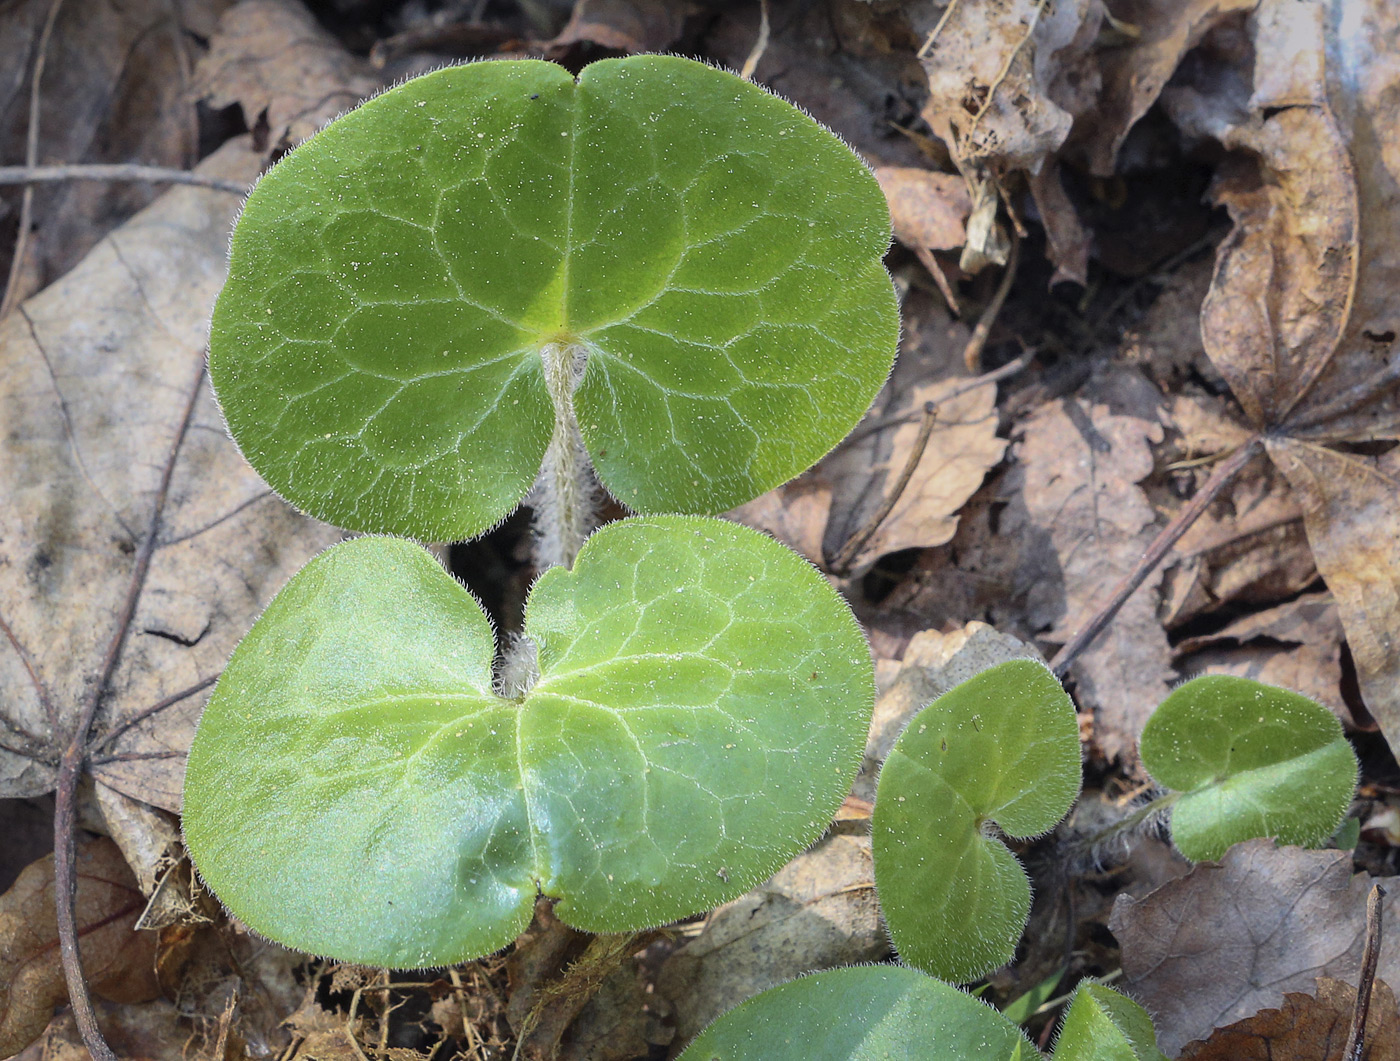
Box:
[1,0,65,322]
[963,226,1020,372]
[52,364,205,1061]
[1050,437,1262,678]
[844,347,1034,447]
[90,673,219,752]
[966,0,1051,140]
[830,401,938,575]
[0,163,249,194]
[1344,883,1386,1061]
[917,0,960,58]
[740,0,770,80]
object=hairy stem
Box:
[533,342,598,571]
[1063,791,1179,868]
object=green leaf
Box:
[1139,675,1359,862]
[1052,982,1167,1061]
[675,966,1040,1061]
[182,515,873,967]
[872,660,1081,983]
[210,55,898,541]
[1001,967,1064,1026]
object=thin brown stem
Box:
[1,0,65,321]
[53,364,204,1061]
[0,163,249,194]
[90,673,219,752]
[1344,883,1386,1061]
[830,401,938,575]
[963,226,1020,372]
[1050,437,1262,678]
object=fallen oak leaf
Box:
[0,838,159,1058]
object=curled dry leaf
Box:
[1177,976,1400,1061]
[0,838,159,1058]
[1110,839,1400,1056]
[656,831,887,1046]
[193,0,383,154]
[0,138,341,810]
[1167,0,1400,750]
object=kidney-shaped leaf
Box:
[872,660,1081,983]
[182,515,873,967]
[1052,982,1167,1061]
[675,965,1038,1061]
[1139,675,1358,862]
[210,55,898,541]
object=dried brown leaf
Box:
[1178,976,1400,1060]
[0,837,159,1058]
[656,831,887,1046]
[916,0,1101,176]
[1110,839,1400,1056]
[193,0,383,154]
[873,166,970,254]
[0,0,227,299]
[548,0,687,54]
[820,307,1006,573]
[9,997,190,1061]
[1265,441,1400,741]
[1174,592,1346,718]
[1075,0,1257,176]
[1008,387,1171,761]
[727,475,832,568]
[0,139,341,810]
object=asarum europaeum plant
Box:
[184,53,897,969]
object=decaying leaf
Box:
[1006,383,1172,762]
[193,0,383,154]
[547,0,687,54]
[1110,839,1400,1056]
[0,838,159,1058]
[0,138,341,810]
[1174,592,1346,719]
[0,0,227,301]
[1177,976,1400,1060]
[820,306,1006,573]
[1166,0,1400,748]
[656,831,887,1046]
[874,166,971,255]
[727,475,832,568]
[1073,0,1258,176]
[9,998,190,1061]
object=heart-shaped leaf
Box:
[182,515,873,967]
[872,659,1081,982]
[1052,982,1167,1061]
[1139,675,1358,862]
[674,966,1038,1061]
[209,55,898,542]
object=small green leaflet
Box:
[675,966,1039,1060]
[1139,674,1358,862]
[182,516,873,967]
[210,55,898,541]
[1051,982,1167,1061]
[872,660,1082,983]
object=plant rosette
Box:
[208,54,898,549]
[182,516,874,968]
